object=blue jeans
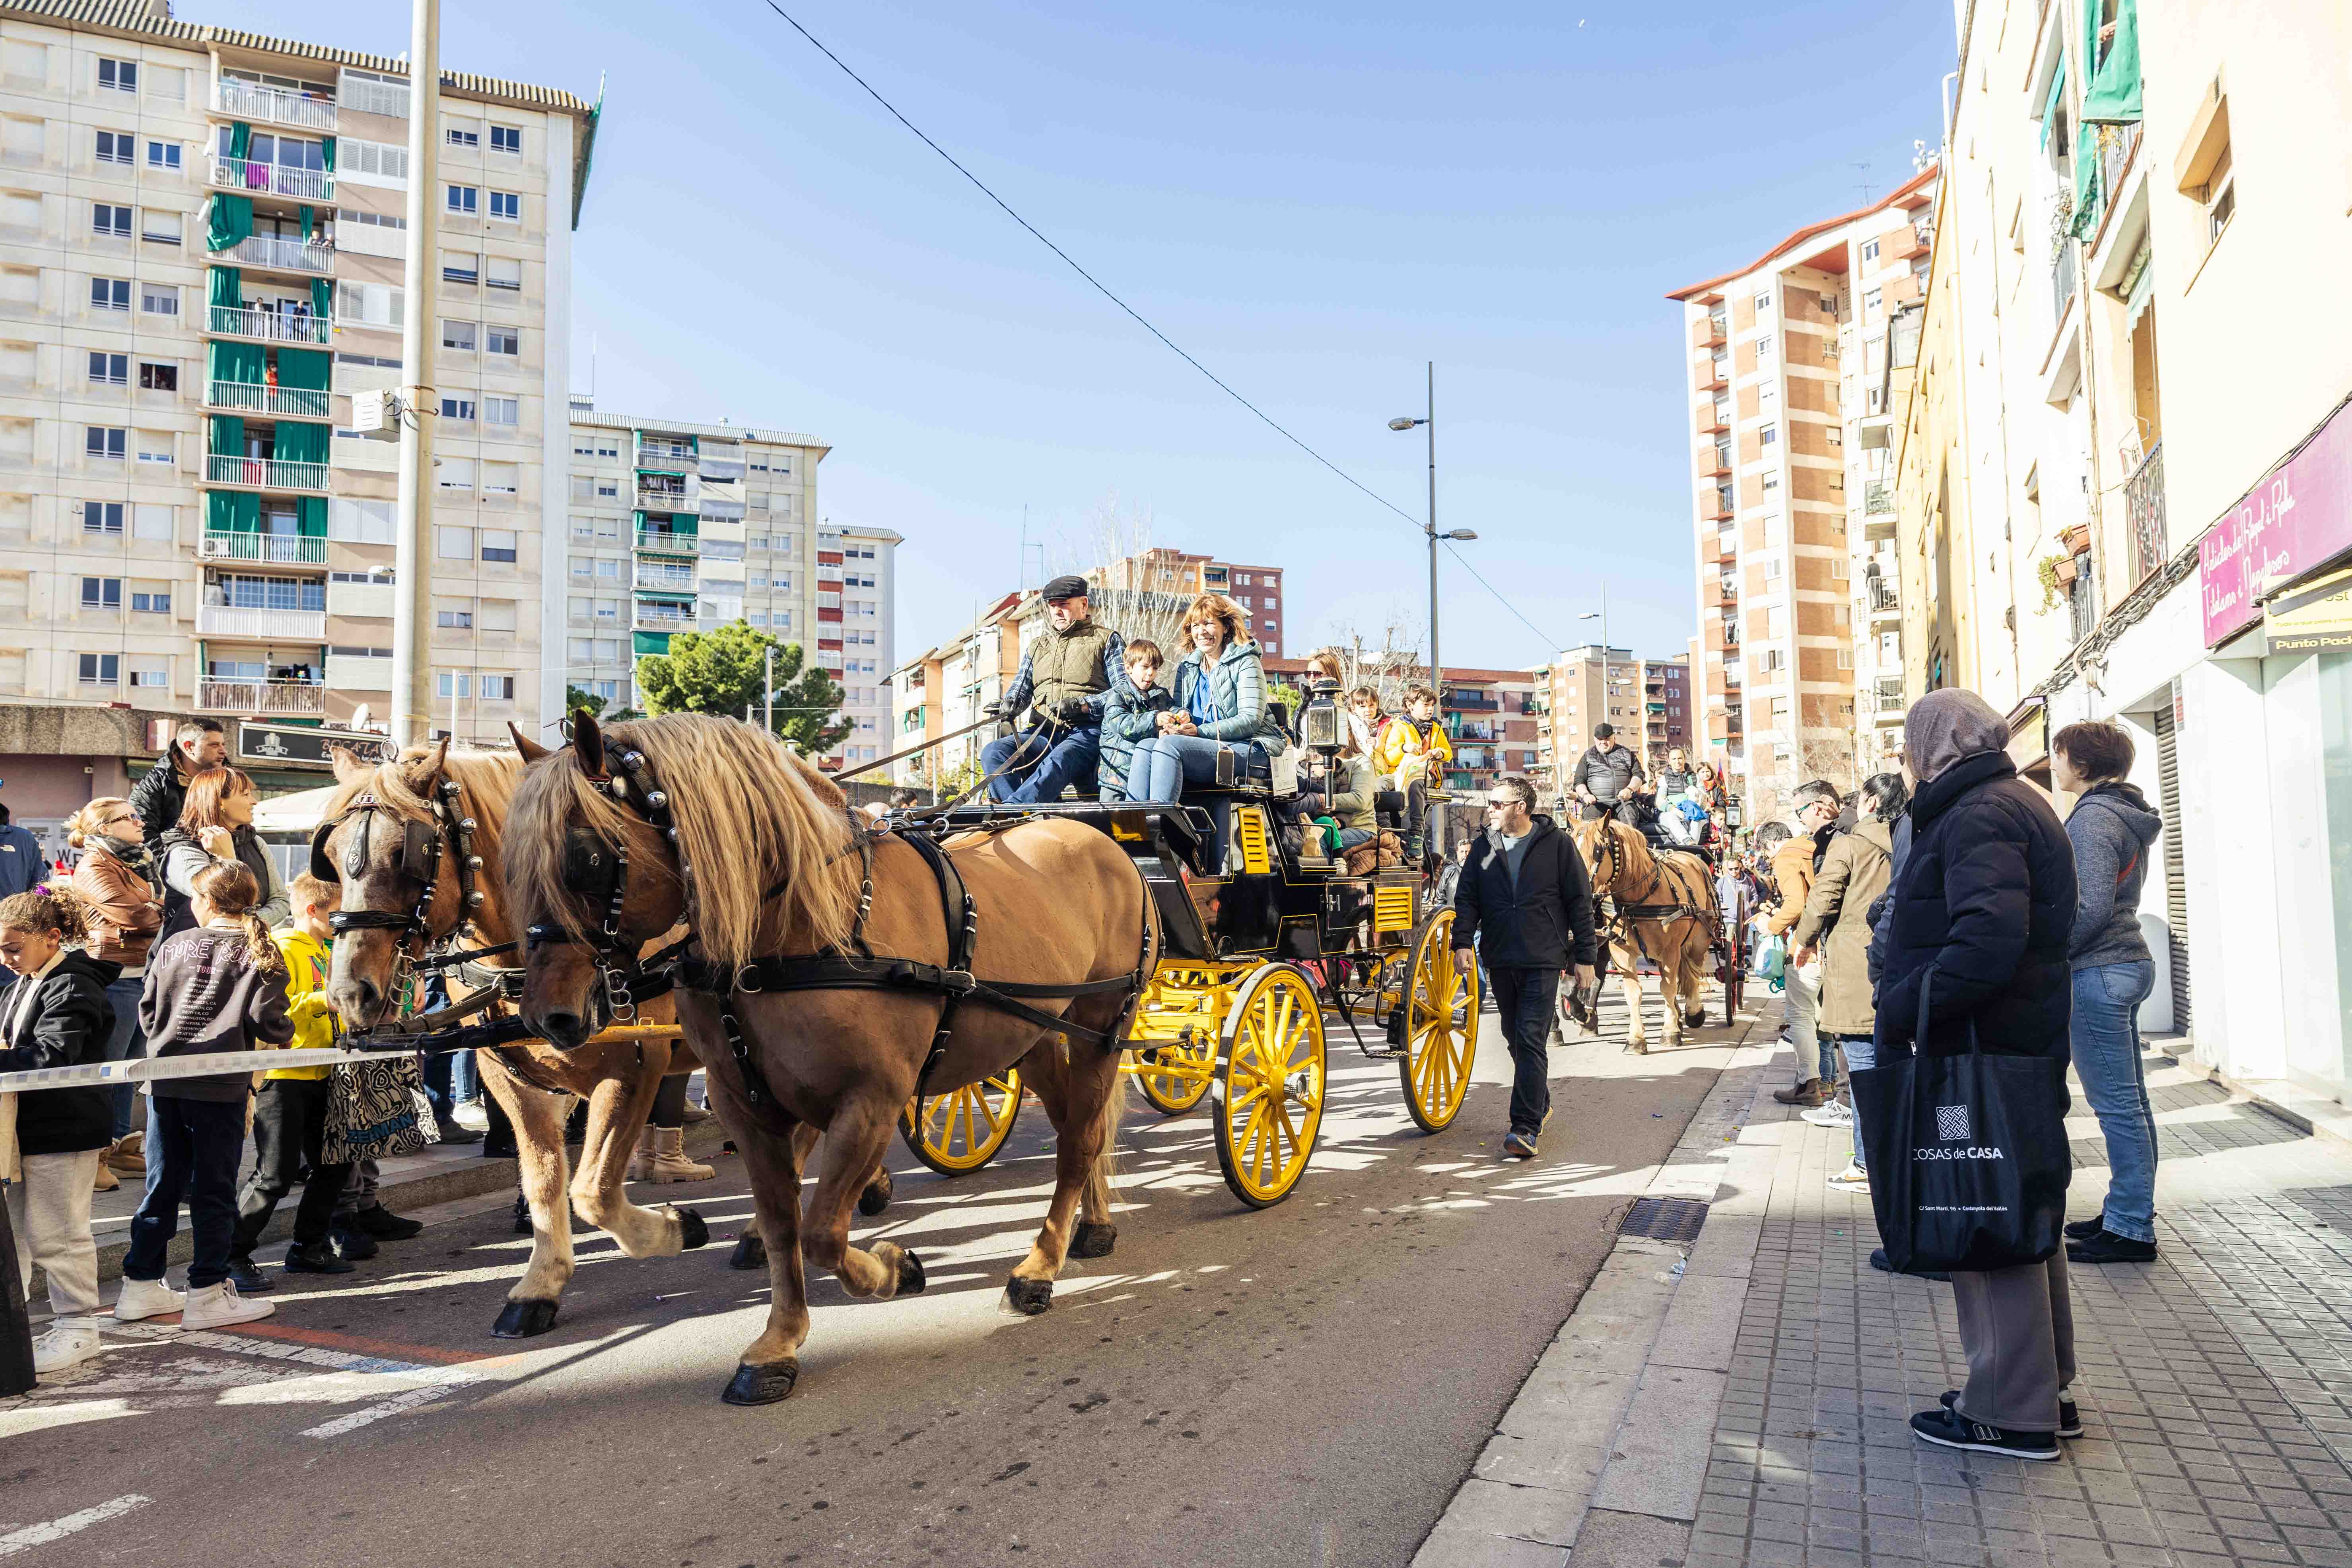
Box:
[982,726,1101,803]
[101,974,146,1140]
[1123,734,1266,802]
[1489,966,1562,1136]
[2070,960,2158,1243]
[124,1096,248,1289]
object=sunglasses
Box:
[1484,799,1520,810]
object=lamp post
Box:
[1389,362,1477,712]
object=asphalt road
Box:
[5,990,1755,1568]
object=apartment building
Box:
[0,0,595,735]
[1436,666,1541,790]
[1532,645,1690,803]
[1668,165,1939,821]
[888,589,1026,792]
[832,522,900,774]
[1885,0,2352,1106]
[1093,547,1287,657]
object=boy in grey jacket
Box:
[1097,640,1174,802]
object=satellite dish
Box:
[351,703,372,729]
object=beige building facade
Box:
[0,0,595,737]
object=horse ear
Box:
[402,735,450,793]
[329,744,371,784]
[571,710,606,777]
[507,721,552,763]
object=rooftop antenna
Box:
[1852,161,1875,204]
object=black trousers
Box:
[1488,966,1563,1136]
[234,1078,353,1255]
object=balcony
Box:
[2051,241,2078,333]
[1885,274,1923,308]
[636,444,698,471]
[209,155,333,202]
[633,606,695,633]
[634,564,696,593]
[198,530,325,565]
[1876,676,1905,711]
[206,305,332,346]
[1868,577,1900,616]
[635,486,694,514]
[214,80,338,132]
[634,527,701,556]
[1887,224,1929,263]
[1444,691,1499,711]
[1705,496,1733,523]
[1698,447,1730,480]
[216,232,334,276]
[1697,359,1728,391]
[205,453,329,492]
[2126,441,2167,583]
[196,604,326,640]
[1693,315,1727,350]
[205,380,331,420]
[196,678,327,715]
[1697,404,1729,437]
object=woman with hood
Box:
[1123,592,1285,802]
[1878,689,2081,1463]
[2051,720,2167,1266]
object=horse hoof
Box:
[728,1232,767,1272]
[896,1249,927,1297]
[858,1170,894,1218]
[676,1207,709,1251]
[1005,1275,1054,1315]
[1624,1041,1649,1056]
[492,1298,560,1339]
[1069,1221,1117,1259]
[722,1359,799,1406]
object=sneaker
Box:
[351,1204,424,1240]
[2066,1227,2157,1265]
[1826,1163,1870,1195]
[113,1275,185,1322]
[225,1254,274,1294]
[284,1241,356,1275]
[32,1324,103,1374]
[182,1279,274,1330]
[1909,1406,2059,1460]
[329,1220,380,1261]
[1801,1100,1854,1127]
[1773,1078,1833,1107]
[2063,1213,2107,1242]
[1503,1130,1539,1160]
[1944,1388,2081,1439]
[680,1098,715,1124]
[1869,1247,1950,1282]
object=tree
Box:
[634,620,852,756]
[1036,494,1196,659]
[1318,607,1430,708]
[564,684,606,719]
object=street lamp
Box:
[1389,362,1476,709]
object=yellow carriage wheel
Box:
[1135,1027,1217,1115]
[1397,910,1479,1133]
[898,1070,1023,1176]
[1210,965,1327,1209]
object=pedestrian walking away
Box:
[1450,774,1598,1161]
[2053,719,2166,1265]
[1877,688,2081,1462]
[1766,780,1841,1108]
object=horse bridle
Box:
[309,781,493,978]
[523,744,690,1026]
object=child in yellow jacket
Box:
[1372,685,1453,860]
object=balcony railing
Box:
[205,380,331,419]
[634,566,697,593]
[215,80,338,132]
[635,487,693,513]
[2086,122,2143,249]
[206,305,332,345]
[196,604,327,640]
[634,528,701,555]
[1864,480,1893,516]
[1876,677,1905,710]
[198,530,325,565]
[210,155,334,202]
[206,453,329,491]
[2126,441,2167,583]
[1869,577,1900,614]
[196,677,327,715]
[2052,241,2079,332]
[636,445,698,469]
[218,232,334,275]
[633,608,695,632]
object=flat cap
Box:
[1041,574,1090,602]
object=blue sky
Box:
[210,0,1956,671]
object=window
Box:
[96,130,134,165]
[437,606,474,629]
[1760,424,1778,445]
[436,673,471,698]
[97,58,136,93]
[479,675,516,701]
[445,184,478,216]
[340,208,406,235]
[92,203,131,239]
[594,558,621,580]
[488,190,519,222]
[131,666,168,688]
[88,351,128,386]
[90,277,130,312]
[136,431,172,466]
[134,504,172,540]
[78,653,121,685]
[141,283,178,318]
[1860,238,1880,263]
[441,250,479,285]
[595,598,618,622]
[80,577,121,609]
[482,466,518,500]
[146,139,180,171]
[439,396,476,423]
[330,496,395,544]
[437,460,475,495]
[2199,144,2235,243]
[441,319,476,352]
[337,281,403,328]
[341,138,409,186]
[437,525,473,557]
[1757,334,1776,364]
[485,255,521,291]
[444,122,480,150]
[82,501,123,534]
[1864,287,1882,316]
[484,394,519,428]
[570,556,593,577]
[490,124,522,156]
[486,325,519,357]
[85,426,125,460]
[142,209,181,245]
[481,527,518,560]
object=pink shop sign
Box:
[2201,396,2352,646]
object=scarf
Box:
[93,834,156,883]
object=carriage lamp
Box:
[1298,676,1343,755]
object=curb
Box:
[2156,1035,2352,1156]
[1413,1007,1788,1568]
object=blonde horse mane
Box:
[505,713,859,967]
[319,745,520,876]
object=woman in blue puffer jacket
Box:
[1124,594,1285,803]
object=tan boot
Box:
[642,1125,713,1184]
[107,1132,146,1174]
[93,1158,119,1192]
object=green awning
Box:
[297,495,327,538]
[208,264,242,310]
[227,121,251,161]
[208,413,245,459]
[2070,135,2101,237]
[206,489,260,534]
[2038,58,2068,149]
[276,347,330,391]
[636,467,686,478]
[632,589,694,602]
[2080,0,2142,124]
[321,135,336,172]
[632,511,697,536]
[206,194,253,253]
[274,420,327,466]
[206,338,264,384]
[310,277,331,319]
[632,631,673,656]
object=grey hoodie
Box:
[2065,781,2164,969]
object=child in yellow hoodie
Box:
[1372,684,1454,860]
[226,872,353,1290]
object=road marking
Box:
[0,1495,151,1557]
[299,1376,475,1439]
[226,1322,500,1368]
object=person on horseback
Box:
[979,575,1135,803]
[1570,724,1649,827]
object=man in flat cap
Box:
[978,575,1136,802]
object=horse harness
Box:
[309,782,519,977]
[1587,824,1714,969]
[535,745,1152,1121]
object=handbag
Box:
[1848,966,2072,1274]
[323,1053,442,1164]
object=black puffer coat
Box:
[1452,815,1600,970]
[0,950,120,1156]
[1876,750,2077,1059]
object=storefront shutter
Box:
[2156,698,2191,1028]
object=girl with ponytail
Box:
[0,883,122,1374]
[123,859,292,1332]
[66,795,162,1158]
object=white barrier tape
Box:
[0,1041,455,1094]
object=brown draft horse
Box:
[1570,815,1722,1054]
[505,712,1149,1405]
[314,740,889,1339]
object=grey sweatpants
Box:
[1952,1251,2077,1432]
[335,1156,380,1215]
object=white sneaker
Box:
[181,1279,274,1330]
[113,1275,185,1322]
[1801,1101,1854,1127]
[32,1323,103,1374]
[1826,1163,1871,1195]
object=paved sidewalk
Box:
[1417,1011,2352,1568]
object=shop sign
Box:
[2263,565,2352,654]
[2200,396,2352,645]
[237,722,380,767]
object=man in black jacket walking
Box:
[1452,775,1599,1160]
